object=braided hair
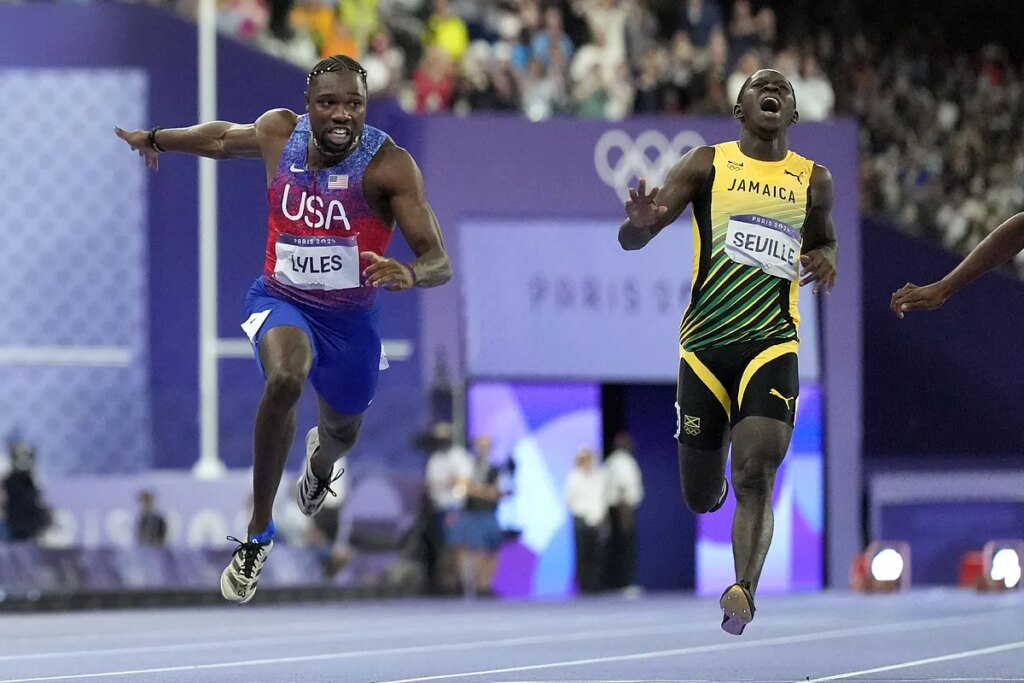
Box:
[307,55,368,90]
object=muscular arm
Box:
[114,109,296,170]
[891,212,1024,316]
[938,212,1024,293]
[799,163,838,293]
[364,145,452,289]
[151,120,262,160]
[618,146,715,250]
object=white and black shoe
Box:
[220,531,274,605]
[296,426,345,517]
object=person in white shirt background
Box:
[424,422,473,594]
[603,431,645,594]
[565,447,607,594]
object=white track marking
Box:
[801,640,1024,682]
[376,611,1001,683]
[0,611,673,648]
[0,622,676,663]
[0,609,1008,683]
[0,613,838,661]
[0,623,698,682]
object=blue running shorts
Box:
[241,277,385,415]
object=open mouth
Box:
[325,126,352,145]
[760,96,781,114]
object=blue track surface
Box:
[0,590,1021,682]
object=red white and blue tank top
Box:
[263,116,394,311]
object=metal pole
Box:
[193,0,226,479]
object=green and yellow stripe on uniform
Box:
[680,141,815,352]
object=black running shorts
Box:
[675,339,799,449]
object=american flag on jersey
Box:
[328,174,349,190]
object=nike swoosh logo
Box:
[290,164,305,173]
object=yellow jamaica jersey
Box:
[679,141,816,352]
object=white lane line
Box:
[0,620,686,663]
[375,611,1001,683]
[0,345,132,367]
[0,623,682,682]
[0,610,1003,683]
[0,610,831,659]
[0,611,670,648]
[801,639,1024,682]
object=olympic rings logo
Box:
[594,129,707,200]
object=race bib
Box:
[274,234,360,290]
[724,214,802,281]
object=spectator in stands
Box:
[579,0,627,71]
[341,0,382,54]
[623,0,659,66]
[696,28,730,114]
[531,6,574,70]
[412,45,457,113]
[424,0,469,63]
[798,55,834,122]
[572,60,610,118]
[726,50,761,104]
[570,30,618,91]
[486,43,524,111]
[565,447,606,594]
[521,55,567,120]
[663,32,698,112]
[136,489,168,547]
[363,28,406,97]
[678,0,722,50]
[603,432,644,593]
[632,45,669,114]
[267,0,295,41]
[727,0,758,56]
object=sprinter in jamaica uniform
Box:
[618,69,837,635]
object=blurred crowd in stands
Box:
[142,0,1024,270]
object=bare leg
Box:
[309,394,363,481]
[249,326,313,537]
[678,430,729,513]
[478,550,499,592]
[729,416,791,595]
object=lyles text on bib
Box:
[273,234,360,291]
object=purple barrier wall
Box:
[862,220,1024,457]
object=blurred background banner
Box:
[0,68,153,474]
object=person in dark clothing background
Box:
[136,489,169,547]
[3,441,50,542]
